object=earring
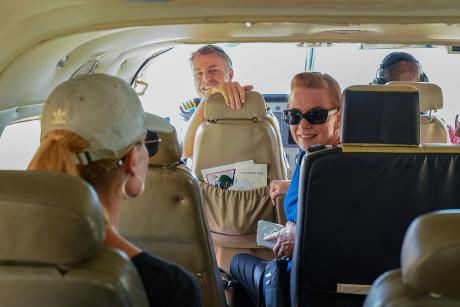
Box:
[121,175,145,199]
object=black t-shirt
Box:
[131,251,202,307]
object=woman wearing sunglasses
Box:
[230,72,341,307]
[28,74,202,307]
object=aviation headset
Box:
[371,52,429,85]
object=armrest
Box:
[275,194,287,225]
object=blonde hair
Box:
[28,130,125,222]
[289,72,342,109]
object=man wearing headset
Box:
[372,52,459,143]
[371,51,429,85]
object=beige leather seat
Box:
[364,210,460,306]
[119,113,226,307]
[386,81,449,143]
[0,170,149,307]
[192,91,288,270]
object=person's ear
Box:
[334,110,341,131]
[228,68,234,81]
[122,147,138,176]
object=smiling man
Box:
[182,45,253,158]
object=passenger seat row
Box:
[0,82,454,307]
[292,85,460,307]
[386,81,449,143]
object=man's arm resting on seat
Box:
[182,83,253,159]
[182,101,206,159]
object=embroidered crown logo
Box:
[52,108,67,125]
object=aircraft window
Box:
[313,44,460,124]
[138,43,305,139]
[0,120,40,170]
[139,43,460,139]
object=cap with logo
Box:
[41,74,154,165]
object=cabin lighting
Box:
[332,29,363,35]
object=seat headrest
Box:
[204,91,266,122]
[0,171,104,265]
[386,81,443,112]
[401,210,460,297]
[341,85,420,145]
[146,113,182,165]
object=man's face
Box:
[192,53,233,98]
[289,87,339,150]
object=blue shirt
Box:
[283,150,304,273]
[283,150,305,223]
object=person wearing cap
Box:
[182,44,253,158]
[230,72,342,306]
[28,74,202,307]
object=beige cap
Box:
[42,74,145,164]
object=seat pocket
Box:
[199,181,275,236]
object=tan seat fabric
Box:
[386,81,442,112]
[364,210,460,307]
[119,113,226,307]
[192,91,287,269]
[194,91,287,182]
[401,211,460,296]
[419,115,449,143]
[0,170,149,307]
[386,81,449,143]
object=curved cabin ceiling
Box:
[2,0,460,115]
[3,0,460,71]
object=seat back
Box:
[0,171,148,307]
[193,91,287,181]
[291,85,460,307]
[364,210,460,306]
[387,81,449,143]
[119,114,226,307]
[192,91,287,269]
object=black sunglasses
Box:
[283,108,338,125]
[145,130,161,157]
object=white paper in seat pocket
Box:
[233,163,267,190]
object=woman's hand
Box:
[264,222,296,258]
[269,180,291,205]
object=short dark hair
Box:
[190,45,233,70]
[380,52,421,82]
[384,61,420,82]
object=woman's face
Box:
[289,87,340,150]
